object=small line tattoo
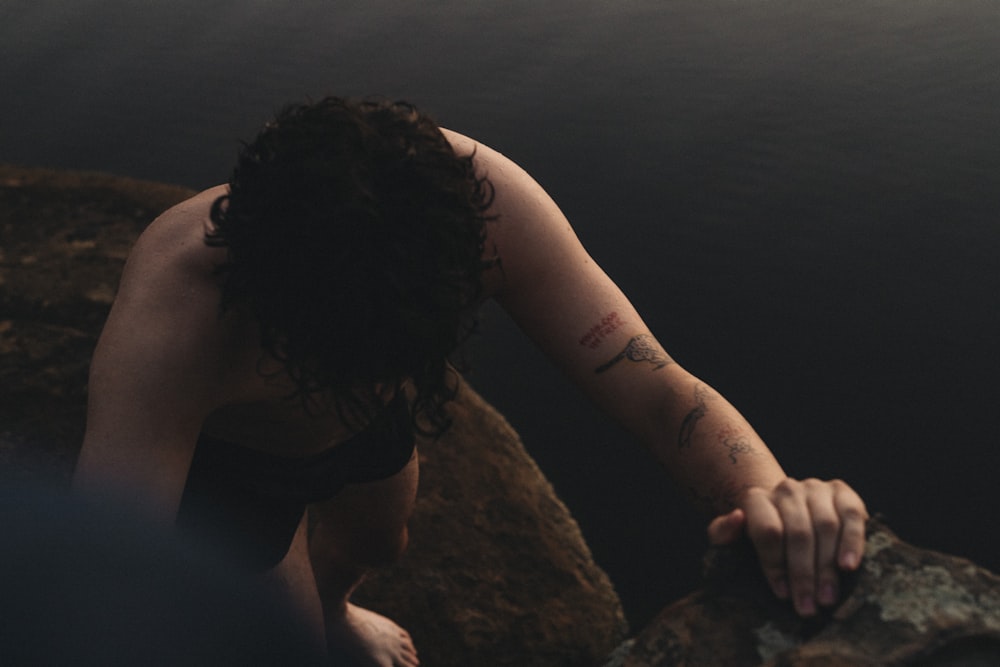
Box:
[677,383,709,449]
[594,334,672,374]
[721,435,754,464]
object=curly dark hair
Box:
[205,97,495,435]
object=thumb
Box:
[707,508,746,545]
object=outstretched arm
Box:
[451,130,867,616]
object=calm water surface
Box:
[3,0,1000,628]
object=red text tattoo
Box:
[579,312,624,349]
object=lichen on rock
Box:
[611,517,1000,666]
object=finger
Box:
[707,508,746,545]
[772,480,818,616]
[832,480,869,570]
[804,480,841,607]
[741,488,788,600]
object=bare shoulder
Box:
[118,185,227,302]
[95,184,239,402]
[442,128,589,300]
[131,184,227,258]
[441,128,538,195]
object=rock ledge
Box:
[612,518,1000,666]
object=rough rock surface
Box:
[359,382,629,666]
[610,518,1000,667]
[0,165,627,666]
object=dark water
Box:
[4,0,1000,628]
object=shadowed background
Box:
[3,0,999,629]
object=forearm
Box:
[589,339,867,617]
[637,372,787,515]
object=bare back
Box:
[75,186,375,518]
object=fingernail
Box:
[841,551,860,570]
[772,579,789,599]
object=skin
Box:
[453,131,866,616]
[74,127,867,663]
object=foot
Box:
[326,603,419,666]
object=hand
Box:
[706,478,868,617]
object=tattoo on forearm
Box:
[579,312,624,349]
[677,383,709,449]
[721,434,754,464]
[594,334,672,374]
